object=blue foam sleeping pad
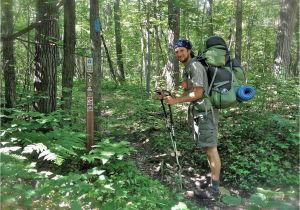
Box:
[237,85,255,101]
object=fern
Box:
[22,143,59,162]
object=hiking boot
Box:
[194,186,220,200]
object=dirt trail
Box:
[124,128,247,210]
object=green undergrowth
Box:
[1,152,194,209]
[0,81,198,210]
[100,78,299,208]
[1,76,299,209]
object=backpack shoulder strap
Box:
[208,67,218,94]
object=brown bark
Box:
[165,0,180,90]
[114,0,125,81]
[61,0,76,111]
[90,0,102,134]
[33,0,59,113]
[1,0,16,108]
[273,0,298,79]
[235,0,243,62]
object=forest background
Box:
[1,0,299,209]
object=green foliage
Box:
[1,82,197,209]
[222,195,242,205]
[1,109,86,166]
[246,187,298,210]
[81,139,134,164]
[219,76,299,191]
[2,75,299,209]
[2,0,299,208]
[1,149,193,210]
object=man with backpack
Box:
[163,39,221,200]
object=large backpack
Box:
[196,36,246,109]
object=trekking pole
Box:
[167,103,183,189]
[156,90,183,189]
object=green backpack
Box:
[196,36,246,109]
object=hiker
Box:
[163,39,221,199]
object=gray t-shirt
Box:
[183,58,209,100]
[183,58,219,122]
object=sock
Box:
[211,180,220,191]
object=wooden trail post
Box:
[86,57,94,150]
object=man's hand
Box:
[155,89,171,99]
[164,96,177,105]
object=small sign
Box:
[87,97,93,105]
[86,58,93,73]
[87,104,93,112]
[86,58,93,66]
[86,73,93,86]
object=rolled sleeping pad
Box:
[237,85,255,101]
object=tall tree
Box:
[34,0,60,113]
[90,0,102,133]
[164,0,180,90]
[113,0,125,81]
[61,0,76,111]
[207,0,213,36]
[1,0,16,109]
[153,0,163,81]
[245,9,254,72]
[292,9,299,76]
[235,0,243,62]
[273,0,298,79]
[100,34,118,83]
[144,3,151,96]
[139,0,146,88]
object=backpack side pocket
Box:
[193,97,212,116]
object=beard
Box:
[179,55,190,63]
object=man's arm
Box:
[164,86,204,105]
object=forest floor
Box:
[104,92,249,210]
[124,128,247,210]
[102,84,299,210]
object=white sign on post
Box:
[86,58,93,72]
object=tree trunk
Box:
[207,0,213,36]
[153,0,163,87]
[114,0,125,81]
[235,0,243,62]
[61,0,76,111]
[100,34,118,83]
[139,0,145,88]
[246,13,254,72]
[292,4,299,76]
[34,0,59,113]
[164,0,180,91]
[90,0,102,133]
[198,0,207,52]
[1,0,16,109]
[273,0,298,79]
[145,3,151,97]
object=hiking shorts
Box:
[188,108,219,148]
